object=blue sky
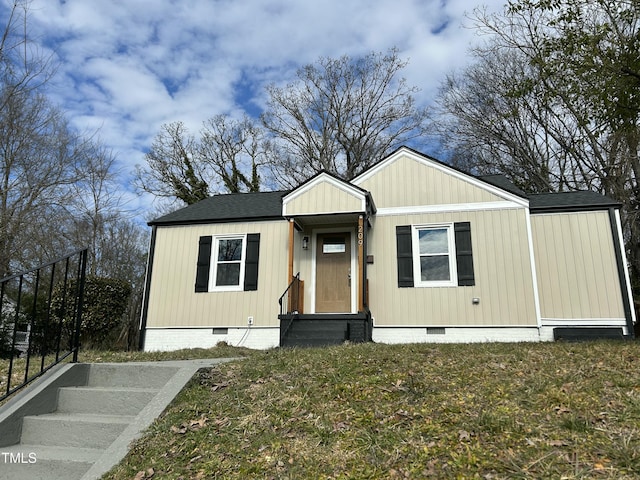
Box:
[6,0,506,215]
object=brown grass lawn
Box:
[88,341,640,479]
[2,341,639,478]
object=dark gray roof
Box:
[149,191,286,226]
[477,174,528,198]
[529,191,620,212]
[148,162,620,227]
[477,174,619,211]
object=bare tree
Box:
[0,1,110,276]
[0,2,150,349]
[435,48,592,194]
[0,1,55,113]
[135,121,209,205]
[434,0,640,287]
[136,115,268,205]
[67,140,128,275]
[97,216,149,350]
[262,48,430,187]
[0,88,82,276]
[200,114,267,193]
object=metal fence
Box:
[0,248,87,402]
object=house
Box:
[139,147,636,350]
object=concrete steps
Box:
[0,453,94,480]
[56,386,160,416]
[0,359,235,480]
[0,444,101,480]
[21,412,137,449]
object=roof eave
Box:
[530,203,621,214]
[148,215,287,227]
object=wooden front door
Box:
[315,233,352,313]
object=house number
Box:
[358,225,363,245]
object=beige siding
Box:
[367,208,538,326]
[531,212,625,320]
[356,153,506,208]
[146,220,289,328]
[286,182,364,216]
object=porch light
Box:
[302,236,309,250]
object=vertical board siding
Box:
[147,221,289,328]
[356,154,505,208]
[367,209,538,327]
[531,212,625,320]
[286,182,363,215]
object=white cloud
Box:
[11,0,505,216]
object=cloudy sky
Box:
[7,0,506,214]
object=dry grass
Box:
[99,341,640,479]
[0,352,70,403]
[0,343,252,405]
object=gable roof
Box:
[353,146,530,207]
[287,169,370,196]
[282,170,373,217]
[148,191,286,226]
[147,148,621,226]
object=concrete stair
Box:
[0,359,234,480]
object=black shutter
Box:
[243,233,260,291]
[396,225,414,287]
[454,222,475,286]
[195,236,212,292]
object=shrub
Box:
[51,276,132,349]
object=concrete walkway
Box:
[0,358,237,480]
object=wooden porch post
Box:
[357,215,364,312]
[288,219,294,281]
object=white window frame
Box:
[209,234,247,292]
[412,223,458,287]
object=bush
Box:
[52,276,132,349]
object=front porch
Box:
[278,172,375,347]
[277,271,373,347]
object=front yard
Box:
[92,341,640,479]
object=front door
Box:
[315,232,351,313]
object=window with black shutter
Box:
[396,223,475,288]
[195,233,260,292]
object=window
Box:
[396,223,474,288]
[322,237,346,254]
[213,236,245,289]
[412,225,457,287]
[195,233,260,292]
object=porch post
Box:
[288,219,295,281]
[358,215,364,312]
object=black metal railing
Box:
[278,273,301,345]
[278,272,301,316]
[0,248,88,402]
